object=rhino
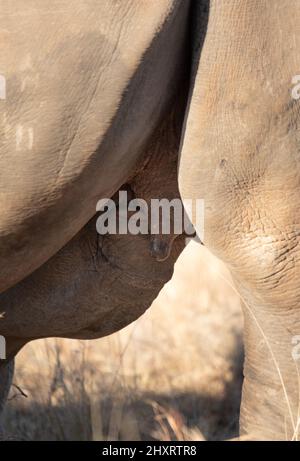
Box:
[1,0,300,441]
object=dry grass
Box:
[3,242,243,441]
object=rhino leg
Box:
[179,0,300,440]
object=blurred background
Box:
[3,241,244,441]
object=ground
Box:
[3,242,244,441]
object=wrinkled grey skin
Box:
[179,0,300,440]
[0,0,190,293]
[0,0,189,424]
[0,0,190,422]
[1,0,300,441]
